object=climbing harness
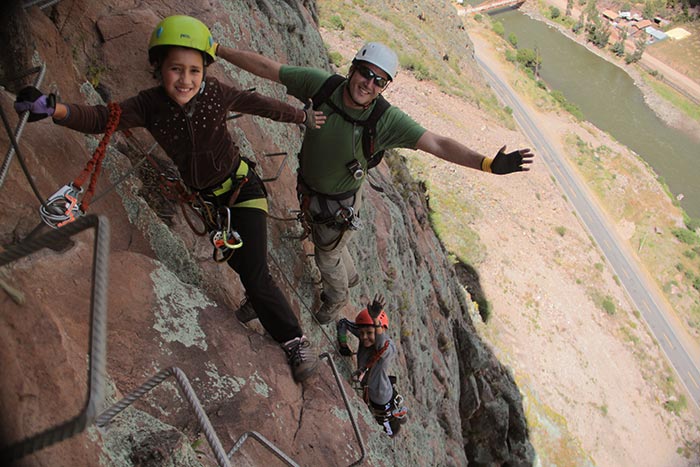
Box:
[351,339,391,389]
[334,205,362,231]
[296,178,362,252]
[39,102,122,228]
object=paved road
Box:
[475,53,700,409]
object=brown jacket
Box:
[57,77,305,190]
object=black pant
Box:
[228,206,302,343]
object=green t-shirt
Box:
[280,65,426,195]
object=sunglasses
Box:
[356,64,390,89]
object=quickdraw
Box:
[40,103,122,228]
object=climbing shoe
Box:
[315,293,348,325]
[281,335,319,382]
[235,297,257,323]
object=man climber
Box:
[215,41,534,324]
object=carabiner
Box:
[39,183,84,229]
[222,229,243,249]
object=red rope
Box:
[73,102,122,212]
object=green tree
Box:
[508,32,518,47]
[550,6,562,18]
[584,0,599,18]
[516,48,542,72]
[611,28,627,56]
[643,0,656,18]
[625,38,646,64]
[586,19,611,48]
[493,21,505,37]
[573,12,585,33]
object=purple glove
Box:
[14,86,56,122]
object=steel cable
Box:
[319,353,366,467]
[0,215,109,462]
[97,367,232,467]
[227,431,300,466]
[0,62,46,193]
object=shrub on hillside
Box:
[602,296,616,315]
[328,50,343,67]
[672,228,698,245]
[399,55,432,81]
[493,21,505,37]
[508,32,518,47]
[328,15,344,30]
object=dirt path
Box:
[639,52,700,103]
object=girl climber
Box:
[13,15,326,383]
[336,294,408,437]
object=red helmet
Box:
[355,308,389,329]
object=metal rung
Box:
[0,215,110,463]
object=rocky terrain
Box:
[1,0,698,466]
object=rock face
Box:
[0,1,534,466]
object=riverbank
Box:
[518,0,700,140]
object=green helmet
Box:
[148,15,216,65]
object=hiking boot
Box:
[315,293,348,325]
[281,336,319,382]
[235,297,257,323]
[348,274,360,288]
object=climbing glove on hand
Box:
[338,344,354,357]
[481,145,534,174]
[14,86,56,122]
[303,100,326,129]
[368,294,386,319]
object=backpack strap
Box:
[310,75,392,167]
[361,95,390,169]
[311,74,345,110]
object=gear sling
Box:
[296,74,391,249]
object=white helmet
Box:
[353,42,398,80]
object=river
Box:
[490,8,700,219]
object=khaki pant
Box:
[306,188,363,304]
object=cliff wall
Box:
[0,1,534,465]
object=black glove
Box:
[338,344,354,357]
[487,145,534,175]
[14,86,57,122]
[368,294,386,319]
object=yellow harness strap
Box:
[211,160,268,212]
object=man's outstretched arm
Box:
[416,130,534,174]
[215,45,283,83]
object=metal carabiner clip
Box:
[222,229,243,249]
[39,183,84,229]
